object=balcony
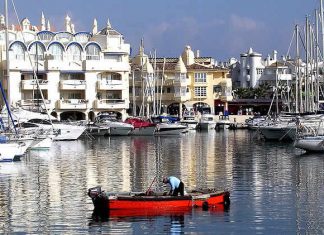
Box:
[16,99,51,110]
[17,99,51,106]
[174,77,189,86]
[60,80,86,90]
[57,99,87,110]
[97,80,124,90]
[45,59,62,70]
[21,79,48,90]
[83,60,130,71]
[94,99,127,109]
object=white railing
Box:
[57,99,87,109]
[60,80,86,90]
[95,99,126,109]
[97,80,124,90]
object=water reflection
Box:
[295,154,324,234]
[0,131,323,233]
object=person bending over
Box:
[163,176,184,196]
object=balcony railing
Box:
[94,99,126,109]
[97,80,124,90]
[174,77,188,84]
[60,80,86,90]
[21,79,48,90]
[57,99,87,110]
[17,99,51,106]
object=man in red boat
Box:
[163,176,185,196]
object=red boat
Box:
[88,187,230,216]
[124,117,156,135]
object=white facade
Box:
[0,14,130,121]
[238,48,281,88]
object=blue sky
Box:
[2,0,320,61]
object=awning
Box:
[21,70,47,74]
[60,70,85,74]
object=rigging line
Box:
[298,30,307,53]
[283,28,296,66]
[11,0,54,127]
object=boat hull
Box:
[130,126,156,136]
[294,136,324,152]
[0,143,24,162]
[108,127,133,136]
[155,124,187,135]
[88,187,230,216]
[258,126,294,141]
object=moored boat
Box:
[96,112,134,136]
[125,117,156,136]
[88,186,230,216]
[197,114,216,130]
[179,111,198,130]
[0,142,26,162]
[294,135,324,152]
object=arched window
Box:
[29,42,46,61]
[37,31,55,41]
[54,32,73,43]
[85,43,100,60]
[9,41,26,60]
[48,42,64,60]
[67,43,82,61]
[74,32,91,43]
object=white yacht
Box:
[0,142,27,162]
[3,108,86,141]
[179,111,198,130]
[96,112,134,136]
[155,123,187,135]
[151,116,187,135]
[84,122,110,136]
[197,114,216,130]
[215,115,231,129]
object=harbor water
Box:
[0,130,323,234]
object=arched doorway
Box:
[88,111,95,122]
[60,111,85,121]
[167,103,186,116]
[193,102,211,114]
[127,104,140,117]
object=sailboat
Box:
[294,118,324,152]
[257,6,324,141]
[0,81,32,161]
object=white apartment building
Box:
[232,48,293,89]
[0,13,130,121]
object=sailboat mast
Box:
[305,16,309,112]
[321,0,324,53]
[295,25,300,113]
[315,9,320,111]
[4,0,10,105]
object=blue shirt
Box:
[167,176,180,190]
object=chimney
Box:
[196,50,200,58]
[273,50,277,62]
